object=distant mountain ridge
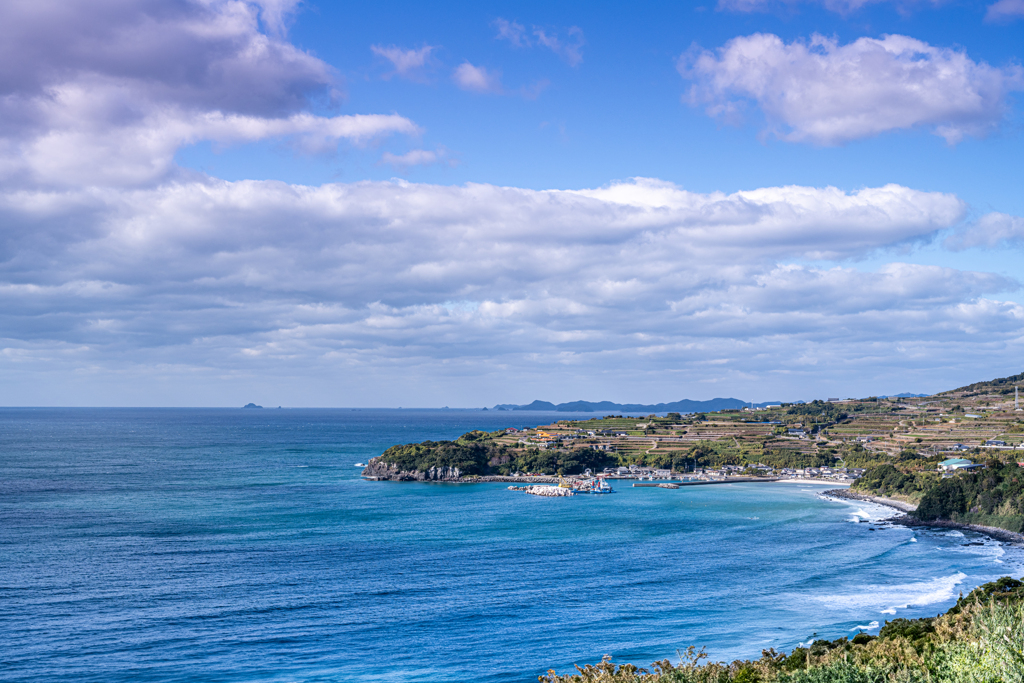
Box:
[491,398,784,413]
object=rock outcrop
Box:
[361,457,462,481]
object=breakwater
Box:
[508,484,576,497]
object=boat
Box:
[571,476,614,494]
[355,463,366,467]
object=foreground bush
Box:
[540,579,1024,683]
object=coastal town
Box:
[483,381,1024,480]
[362,373,1024,493]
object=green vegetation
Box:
[915,460,1024,532]
[852,463,939,501]
[853,458,1024,533]
[540,578,1024,683]
[377,430,618,476]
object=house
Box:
[950,443,969,451]
[985,439,1007,447]
[938,458,984,473]
[787,429,806,437]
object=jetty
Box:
[508,484,575,497]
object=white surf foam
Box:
[851,621,879,631]
[821,494,896,523]
[808,572,967,616]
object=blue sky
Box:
[1,0,1023,406]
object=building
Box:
[938,458,984,473]
[985,439,1007,447]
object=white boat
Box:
[572,477,614,494]
[355,463,366,467]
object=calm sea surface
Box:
[2,408,1020,682]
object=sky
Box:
[1,0,1023,407]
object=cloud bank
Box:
[5,176,1019,405]
[682,33,1023,145]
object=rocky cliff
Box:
[361,457,462,481]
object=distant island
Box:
[492,398,783,412]
[242,403,263,409]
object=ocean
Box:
[1,408,1020,682]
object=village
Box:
[487,380,1024,482]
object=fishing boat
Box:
[571,477,614,494]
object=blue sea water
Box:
[2,408,1021,683]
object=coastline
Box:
[822,487,918,513]
[891,515,1024,546]
[823,488,1024,547]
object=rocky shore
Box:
[822,487,918,512]
[361,458,558,484]
[361,459,463,481]
[890,515,1024,546]
[824,489,1024,546]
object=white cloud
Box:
[380,147,453,170]
[718,0,941,13]
[0,1,421,187]
[532,27,585,66]
[453,62,503,93]
[681,33,1024,145]
[986,0,1024,20]
[946,212,1024,250]
[493,18,585,66]
[493,18,530,47]
[371,44,437,80]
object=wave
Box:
[821,494,896,523]
[879,605,906,615]
[808,572,967,616]
[852,621,879,631]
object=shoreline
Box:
[890,515,1024,546]
[822,487,918,513]
[823,488,1024,547]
